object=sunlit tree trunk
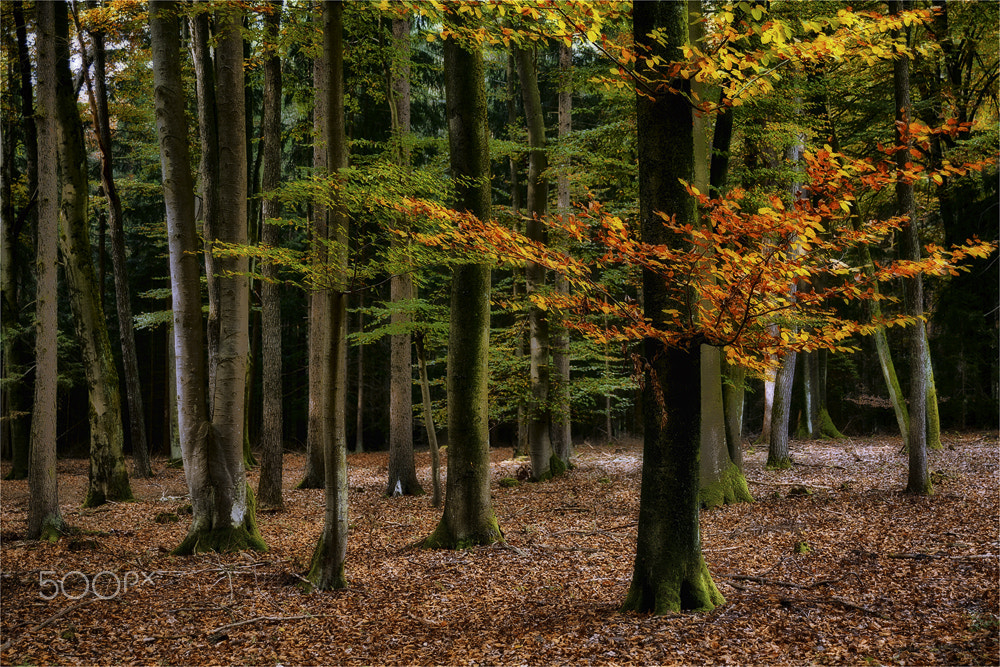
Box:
[506,52,527,459]
[257,0,285,511]
[891,0,931,495]
[515,46,558,481]
[415,332,441,507]
[623,0,724,614]
[551,41,573,464]
[54,0,132,508]
[27,0,62,541]
[299,32,328,490]
[423,17,502,549]
[307,0,349,590]
[768,349,796,469]
[386,15,423,497]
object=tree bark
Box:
[307,0,349,590]
[415,332,442,507]
[550,41,573,464]
[891,0,931,495]
[423,18,502,549]
[514,46,557,481]
[767,350,796,469]
[385,16,423,497]
[75,7,152,478]
[27,0,63,541]
[299,31,328,490]
[623,0,723,615]
[257,0,285,511]
[54,0,133,508]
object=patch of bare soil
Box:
[1,432,997,665]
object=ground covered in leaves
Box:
[1,432,997,666]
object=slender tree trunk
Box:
[506,52,527,459]
[415,332,441,507]
[514,46,557,481]
[385,16,423,497]
[27,0,62,541]
[623,0,723,615]
[891,0,931,494]
[307,0,349,590]
[74,9,152,478]
[167,325,181,461]
[299,38,328,490]
[190,8,220,412]
[54,0,132,508]
[722,361,745,468]
[767,350,796,469]
[354,295,365,454]
[551,41,573,463]
[423,18,502,549]
[257,0,285,511]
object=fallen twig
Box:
[887,552,998,560]
[0,596,95,652]
[209,614,326,635]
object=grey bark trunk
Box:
[415,332,441,507]
[768,350,796,469]
[28,0,62,541]
[423,20,501,549]
[514,46,555,481]
[54,0,132,508]
[257,0,285,511]
[307,0,349,590]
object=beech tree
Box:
[422,12,502,550]
[27,0,62,542]
[54,0,133,508]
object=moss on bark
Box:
[172,484,267,555]
[421,514,502,550]
[699,461,753,509]
[818,408,845,439]
[622,556,724,614]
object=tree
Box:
[622,0,724,614]
[307,0,350,591]
[257,0,285,511]
[74,1,152,479]
[385,15,424,497]
[514,44,559,481]
[422,12,502,550]
[54,0,133,508]
[150,0,265,555]
[27,0,63,542]
[890,0,930,495]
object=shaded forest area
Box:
[1,433,998,665]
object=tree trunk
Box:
[75,9,152,478]
[415,332,442,507]
[307,0,349,590]
[27,0,63,541]
[257,0,285,511]
[354,295,365,454]
[54,0,133,508]
[299,35,328,490]
[190,8,220,413]
[550,41,573,463]
[514,46,558,481]
[423,20,502,549]
[151,0,266,554]
[767,350,796,469]
[623,0,724,615]
[385,16,423,498]
[722,360,745,469]
[891,0,931,495]
[506,53,527,459]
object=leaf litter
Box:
[1,432,997,665]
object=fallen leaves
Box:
[1,432,997,665]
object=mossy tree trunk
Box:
[514,45,558,481]
[307,0,350,590]
[54,0,132,508]
[623,0,724,615]
[27,0,62,542]
[423,18,502,550]
[257,0,285,511]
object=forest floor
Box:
[1,432,997,666]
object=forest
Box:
[1,0,997,664]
